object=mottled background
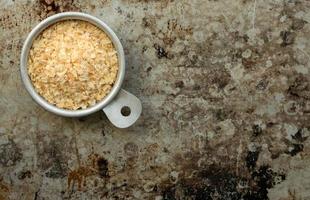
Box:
[0,0,310,199]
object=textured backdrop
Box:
[0,0,310,199]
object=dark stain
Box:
[271,153,281,160]
[246,107,255,114]
[252,124,263,136]
[126,13,133,19]
[142,46,148,53]
[142,16,155,28]
[214,109,230,121]
[286,143,303,156]
[38,0,80,18]
[175,81,184,88]
[266,122,276,128]
[287,75,310,100]
[17,170,32,180]
[34,189,40,200]
[97,158,109,178]
[67,153,110,190]
[242,34,249,43]
[246,150,260,170]
[0,139,23,167]
[280,31,296,46]
[160,164,285,200]
[256,80,269,90]
[39,0,59,12]
[162,166,241,200]
[78,117,86,122]
[154,44,168,59]
[292,128,308,143]
[291,18,307,31]
[244,166,286,200]
[146,66,152,72]
[162,187,177,200]
[116,7,122,14]
[283,128,308,157]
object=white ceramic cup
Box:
[20,12,142,128]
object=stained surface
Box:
[0,0,310,199]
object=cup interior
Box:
[20,12,125,117]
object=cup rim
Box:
[20,12,125,117]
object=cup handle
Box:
[102,89,142,128]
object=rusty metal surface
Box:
[0,0,310,199]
